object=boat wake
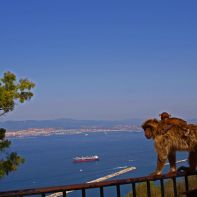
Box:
[165,159,187,166]
[112,166,128,170]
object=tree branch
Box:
[0,111,7,117]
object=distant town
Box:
[0,118,143,138]
[6,125,142,138]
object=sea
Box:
[0,131,187,197]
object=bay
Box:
[0,131,187,196]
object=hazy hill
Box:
[189,119,197,124]
[0,118,142,131]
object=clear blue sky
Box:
[0,1,197,121]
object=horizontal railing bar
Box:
[0,171,196,197]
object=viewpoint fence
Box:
[0,171,197,197]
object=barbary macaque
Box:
[158,112,188,135]
[142,118,197,176]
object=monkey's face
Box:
[144,127,152,139]
[142,119,159,139]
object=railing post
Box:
[116,185,121,197]
[63,191,67,197]
[146,180,151,197]
[160,179,165,197]
[172,177,177,197]
[185,175,189,192]
[100,186,104,197]
[132,183,136,197]
[82,189,86,197]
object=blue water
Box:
[0,131,187,196]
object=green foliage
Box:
[0,128,25,178]
[0,71,35,115]
[125,176,197,197]
[0,71,35,178]
[125,182,160,197]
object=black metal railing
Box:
[0,171,197,197]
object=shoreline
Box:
[6,128,142,138]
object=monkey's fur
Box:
[142,119,197,175]
[158,117,188,135]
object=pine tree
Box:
[0,71,35,178]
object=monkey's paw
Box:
[149,172,162,178]
[166,171,177,176]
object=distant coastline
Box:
[1,118,142,138]
[6,127,142,138]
